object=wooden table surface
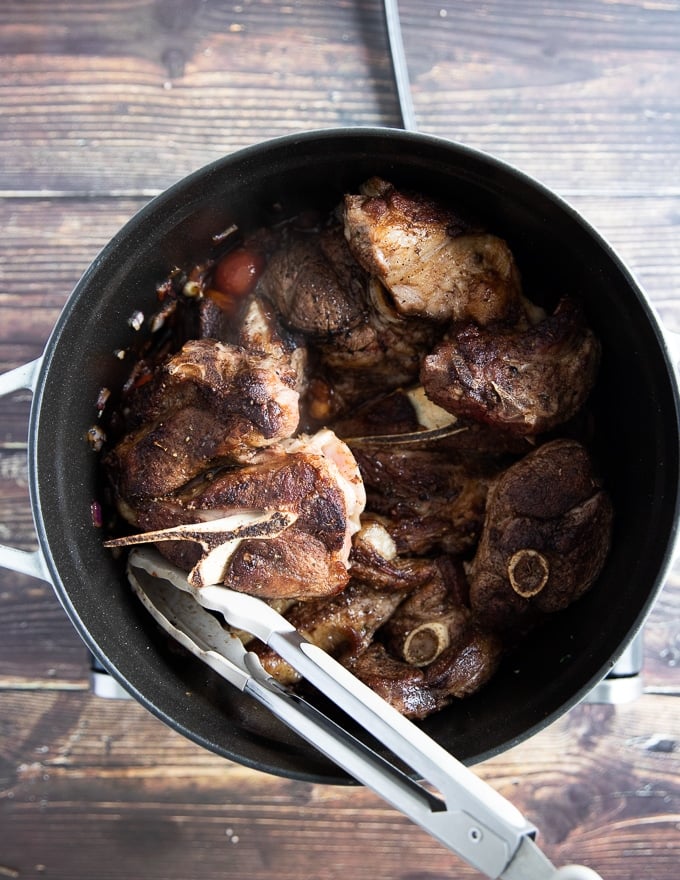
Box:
[1,1,679,878]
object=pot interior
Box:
[31,129,680,782]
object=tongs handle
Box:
[130,570,460,836]
[248,676,449,818]
[211,587,603,879]
[129,553,602,880]
[199,585,535,878]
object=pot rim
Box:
[13,125,680,779]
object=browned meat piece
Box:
[108,406,232,504]
[257,224,439,413]
[157,337,300,438]
[468,438,613,631]
[421,297,600,436]
[349,643,440,717]
[237,297,307,390]
[257,226,368,338]
[254,579,409,685]
[140,428,363,600]
[106,338,300,501]
[382,558,471,666]
[331,388,424,439]
[334,385,536,466]
[224,530,349,601]
[344,177,524,326]
[426,628,503,699]
[349,627,503,719]
[111,430,364,600]
[350,446,497,556]
[348,518,437,592]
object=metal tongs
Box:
[128,548,603,880]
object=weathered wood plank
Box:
[0,0,678,195]
[0,0,399,194]
[405,0,680,193]
[0,691,678,879]
[0,567,91,683]
[0,197,150,361]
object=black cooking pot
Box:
[2,128,678,783]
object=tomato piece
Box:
[212,248,265,297]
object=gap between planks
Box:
[0,676,89,691]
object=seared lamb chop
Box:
[110,429,365,601]
[468,438,613,631]
[344,177,525,327]
[348,518,438,592]
[349,627,503,719]
[215,428,362,597]
[382,557,471,666]
[350,446,498,556]
[106,337,301,503]
[256,224,439,414]
[420,296,600,436]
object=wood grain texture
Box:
[1,1,679,878]
[0,0,401,194]
[0,691,679,879]
[0,0,678,195]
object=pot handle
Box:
[0,358,51,582]
[663,325,680,366]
